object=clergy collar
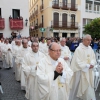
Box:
[31,51,39,55]
[22,47,28,50]
[80,43,89,49]
[46,55,58,66]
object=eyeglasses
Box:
[50,48,62,52]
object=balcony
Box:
[35,10,38,16]
[69,22,78,29]
[9,18,23,30]
[52,1,60,9]
[32,13,35,19]
[34,25,38,30]
[51,21,78,29]
[61,3,70,10]
[40,4,44,11]
[38,23,44,28]
[70,4,78,11]
[0,18,5,29]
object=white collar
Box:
[49,56,58,67]
[80,43,89,49]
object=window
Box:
[62,33,67,37]
[71,14,75,23]
[62,13,67,27]
[0,8,1,17]
[71,0,75,8]
[37,19,38,26]
[54,0,59,4]
[12,9,20,19]
[94,4,96,11]
[86,3,88,10]
[34,21,35,26]
[89,3,92,10]
[87,19,92,24]
[63,0,67,5]
[97,5,100,13]
[83,18,86,26]
[53,32,59,37]
[37,5,38,10]
[70,33,75,37]
[42,15,44,27]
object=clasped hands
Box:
[55,62,63,74]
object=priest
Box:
[39,37,46,54]
[2,39,13,68]
[60,38,71,66]
[44,38,51,56]
[69,34,96,100]
[22,41,45,100]
[15,39,31,83]
[14,40,22,81]
[37,42,73,100]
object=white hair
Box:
[83,34,91,39]
[60,37,66,41]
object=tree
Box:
[84,18,100,39]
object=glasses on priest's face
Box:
[50,48,62,52]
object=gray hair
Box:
[60,37,66,41]
[83,34,91,39]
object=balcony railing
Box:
[70,4,78,11]
[35,10,38,15]
[39,23,44,28]
[9,18,23,30]
[40,4,44,11]
[61,3,70,10]
[52,1,60,9]
[34,25,38,30]
[32,13,35,19]
[51,21,78,29]
[0,18,5,29]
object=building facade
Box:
[29,0,81,38]
[81,0,100,38]
[0,0,29,38]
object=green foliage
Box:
[84,18,100,39]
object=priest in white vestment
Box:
[2,39,13,68]
[14,40,22,81]
[22,41,45,100]
[39,37,46,54]
[44,38,51,56]
[37,42,73,100]
[69,34,96,100]
[27,37,32,47]
[60,38,71,66]
[12,39,18,70]
[15,39,31,82]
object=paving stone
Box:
[0,62,27,100]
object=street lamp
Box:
[25,19,28,26]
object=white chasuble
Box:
[36,55,73,100]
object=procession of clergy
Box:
[0,34,97,100]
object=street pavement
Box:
[0,61,100,100]
[0,61,27,100]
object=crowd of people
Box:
[0,34,100,100]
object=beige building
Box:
[29,0,81,38]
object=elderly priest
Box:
[69,34,96,100]
[37,42,73,100]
